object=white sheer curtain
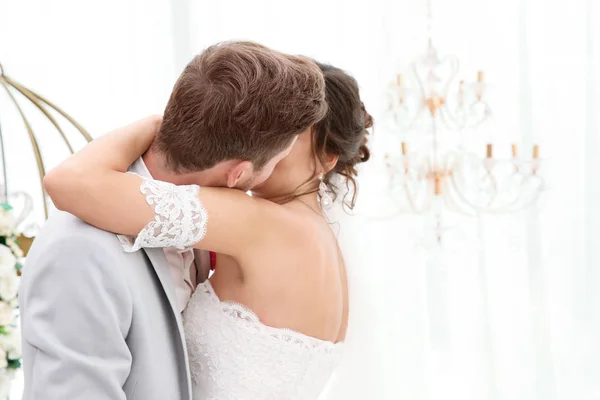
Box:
[182,1,599,399]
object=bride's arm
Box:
[44,116,278,258]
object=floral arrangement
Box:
[0,203,23,398]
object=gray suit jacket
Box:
[19,207,192,399]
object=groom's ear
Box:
[226,161,254,188]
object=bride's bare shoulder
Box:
[260,200,332,250]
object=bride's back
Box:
[208,199,349,344]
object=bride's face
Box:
[251,128,317,200]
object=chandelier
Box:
[0,63,92,253]
[384,0,544,239]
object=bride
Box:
[44,62,372,399]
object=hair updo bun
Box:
[312,63,372,209]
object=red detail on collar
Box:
[209,251,216,271]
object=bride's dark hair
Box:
[274,62,372,208]
[311,62,372,209]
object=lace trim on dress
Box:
[197,281,343,354]
[118,174,208,252]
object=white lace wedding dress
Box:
[183,280,343,399]
[122,176,345,399]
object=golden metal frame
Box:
[0,63,92,219]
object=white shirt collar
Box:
[130,157,153,179]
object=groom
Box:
[19,41,327,400]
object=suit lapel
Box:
[129,158,192,398]
[142,247,192,395]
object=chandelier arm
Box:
[486,169,533,210]
[442,160,477,216]
[485,191,501,209]
[402,177,433,214]
[442,187,476,216]
[7,78,75,154]
[463,173,505,211]
[441,176,476,216]
[450,170,539,215]
[491,172,526,209]
[391,109,411,133]
[402,180,421,214]
[4,76,92,143]
[439,55,460,96]
[448,170,495,214]
[396,63,427,134]
[465,101,490,129]
[505,175,544,212]
[482,170,500,208]
[0,78,48,218]
[388,165,431,217]
[403,108,425,133]
[438,106,455,129]
[410,61,427,98]
[436,56,461,129]
[439,103,463,130]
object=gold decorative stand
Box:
[0,63,93,254]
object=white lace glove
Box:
[118,175,208,252]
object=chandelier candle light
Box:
[385,0,544,239]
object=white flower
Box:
[7,334,20,360]
[0,303,14,326]
[0,371,12,399]
[0,246,16,277]
[0,330,21,360]
[0,348,7,369]
[0,210,15,235]
[7,298,18,309]
[0,273,18,301]
[5,238,22,259]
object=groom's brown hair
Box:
[154,41,328,172]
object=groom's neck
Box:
[142,150,224,187]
